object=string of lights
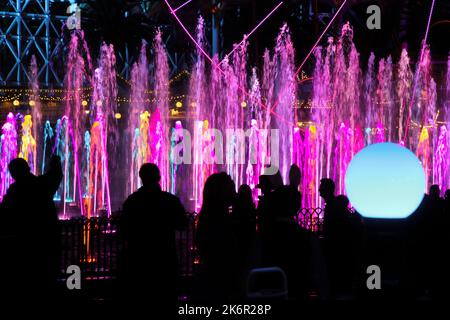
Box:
[0,70,190,104]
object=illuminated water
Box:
[0,23,449,212]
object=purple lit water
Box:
[1,21,449,214]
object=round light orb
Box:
[175,101,183,108]
[345,142,425,219]
[81,100,88,107]
[13,99,20,106]
[28,100,35,107]
[114,113,122,119]
[241,101,247,108]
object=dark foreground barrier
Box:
[58,209,324,280]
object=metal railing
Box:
[59,217,121,280]
[58,209,323,279]
[296,207,324,232]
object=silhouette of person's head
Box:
[237,184,253,203]
[202,173,236,213]
[257,175,272,195]
[257,168,284,196]
[139,163,161,187]
[335,195,349,210]
[234,184,255,223]
[271,169,284,189]
[289,164,301,188]
[8,158,31,182]
[319,178,335,203]
[429,184,440,200]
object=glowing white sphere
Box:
[345,142,425,219]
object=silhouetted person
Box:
[319,178,335,205]
[319,178,336,236]
[257,174,272,197]
[231,184,257,296]
[429,184,440,201]
[195,173,237,300]
[232,184,256,252]
[405,194,427,297]
[257,168,284,229]
[405,185,446,298]
[319,180,343,225]
[320,179,352,297]
[289,164,301,190]
[0,155,62,302]
[288,163,302,209]
[119,163,186,306]
[332,195,360,296]
[422,184,446,298]
[442,189,450,298]
[256,174,274,229]
[260,185,314,300]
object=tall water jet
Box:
[336,24,362,194]
[437,55,450,193]
[446,55,450,191]
[311,23,363,198]
[53,116,76,218]
[62,31,92,216]
[29,55,42,174]
[218,40,248,190]
[42,120,54,174]
[0,113,18,200]
[272,23,295,183]
[153,29,171,192]
[434,125,448,192]
[364,53,376,144]
[247,68,264,196]
[309,23,446,197]
[310,29,340,204]
[189,17,209,211]
[229,39,248,188]
[376,56,394,142]
[397,49,412,143]
[412,47,436,189]
[86,112,109,217]
[19,115,37,173]
[170,121,184,195]
[262,49,274,136]
[128,42,148,194]
[82,130,90,200]
[302,125,318,208]
[87,42,117,216]
[310,40,333,206]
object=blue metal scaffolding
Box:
[0,0,69,87]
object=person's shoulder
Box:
[124,190,143,204]
[160,191,180,200]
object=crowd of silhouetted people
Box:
[0,155,62,304]
[1,158,449,306]
[118,163,450,304]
